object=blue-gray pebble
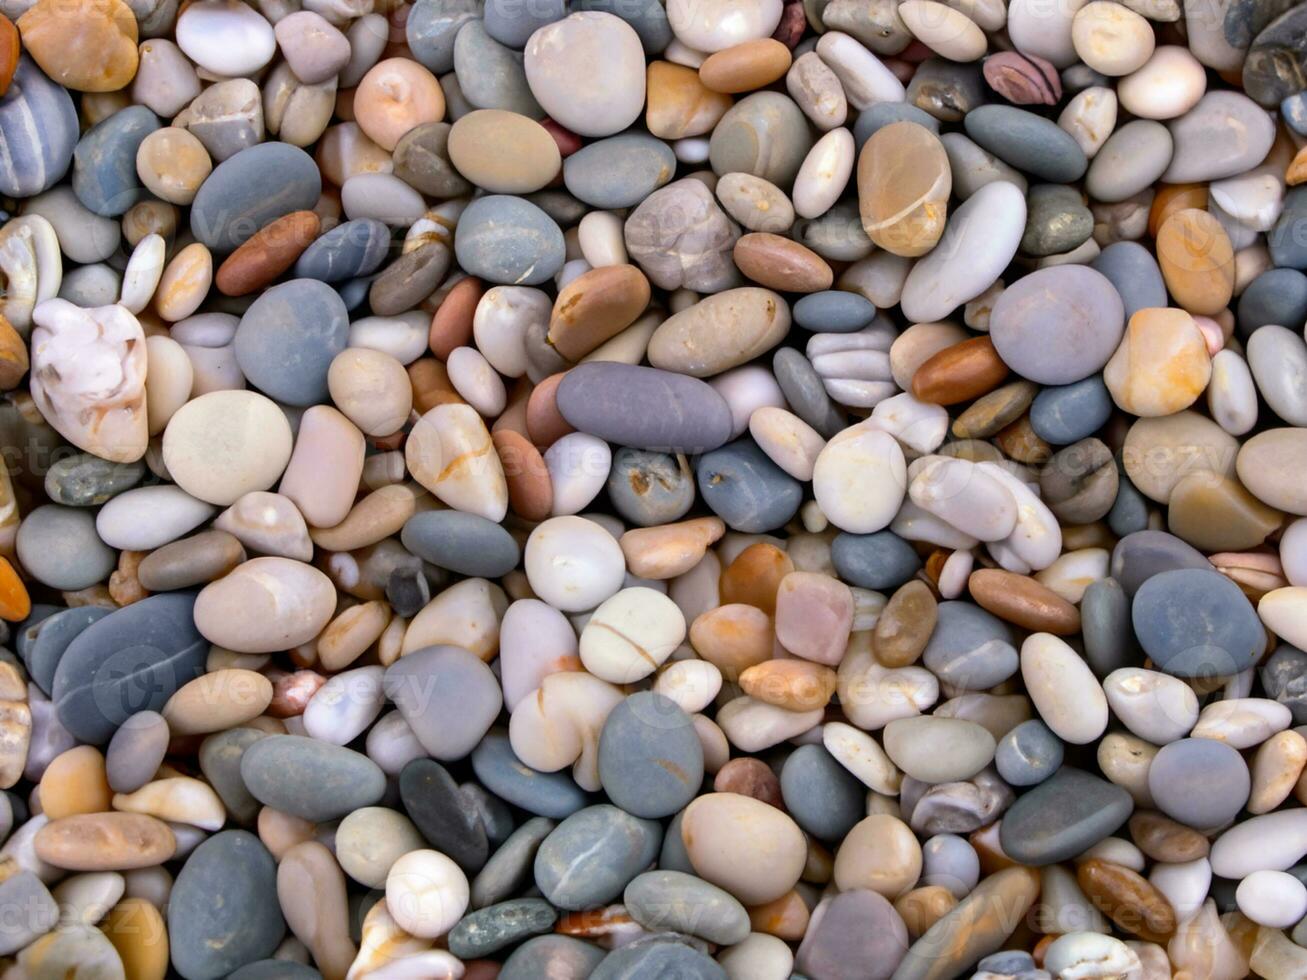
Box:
[453,22,544,117]
[190,142,322,251]
[52,592,206,745]
[623,871,748,946]
[598,692,703,819]
[23,605,111,697]
[563,133,676,209]
[995,720,1063,787]
[1261,645,1307,724]
[1148,738,1250,829]
[831,530,922,590]
[15,504,116,592]
[293,218,391,282]
[964,105,1088,182]
[401,511,520,578]
[793,291,878,333]
[590,936,726,980]
[696,438,802,533]
[169,831,284,980]
[773,347,845,437]
[0,58,79,199]
[780,744,865,841]
[998,768,1133,865]
[1131,567,1262,677]
[199,727,268,825]
[454,194,564,286]
[500,935,607,980]
[70,105,159,216]
[1029,376,1113,445]
[1092,241,1168,318]
[607,448,695,527]
[572,0,672,53]
[43,453,146,507]
[405,0,480,74]
[471,731,590,819]
[485,0,566,45]
[448,898,559,958]
[534,805,662,910]
[1107,477,1150,538]
[472,816,557,910]
[1110,530,1210,595]
[234,278,349,406]
[1081,577,1137,677]
[228,963,322,980]
[1238,268,1307,339]
[239,735,386,822]
[1271,187,1307,269]
[922,601,1019,690]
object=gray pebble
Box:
[228,963,322,980]
[454,194,565,286]
[590,935,726,980]
[500,935,607,980]
[294,218,391,282]
[607,449,695,528]
[794,291,878,333]
[909,768,1015,836]
[709,92,812,189]
[185,79,265,161]
[485,0,566,46]
[1110,530,1210,595]
[1163,91,1277,182]
[1283,90,1307,134]
[922,601,1019,691]
[563,133,676,209]
[472,816,557,909]
[795,889,910,980]
[794,200,875,262]
[401,511,520,578]
[240,735,386,822]
[1148,738,1250,829]
[384,645,502,761]
[659,809,694,875]
[1,58,80,200]
[831,531,922,590]
[462,782,515,847]
[392,122,474,198]
[1107,477,1151,538]
[907,57,985,122]
[454,21,544,117]
[1020,184,1093,257]
[190,142,321,252]
[1039,438,1119,524]
[234,278,349,406]
[106,710,170,794]
[1261,645,1307,724]
[58,264,122,307]
[1131,567,1263,677]
[598,692,703,819]
[572,0,672,54]
[15,504,115,592]
[853,102,940,150]
[921,833,980,898]
[774,347,845,437]
[940,132,1029,200]
[624,870,749,946]
[995,720,1063,787]
[399,758,489,874]
[200,727,268,826]
[781,744,865,842]
[406,0,481,74]
[696,438,803,533]
[1237,268,1307,338]
[448,898,558,958]
[369,242,451,316]
[534,804,662,910]
[71,105,160,217]
[1092,241,1168,319]
[1241,3,1307,106]
[1270,186,1307,270]
[624,178,741,293]
[998,767,1133,865]
[471,730,590,819]
[1081,577,1137,677]
[1085,120,1174,203]
[964,105,1088,182]
[21,605,111,697]
[0,872,59,956]
[1029,376,1113,445]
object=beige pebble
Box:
[161,669,273,735]
[619,517,725,580]
[1250,730,1307,814]
[214,491,314,561]
[405,404,508,523]
[279,405,366,529]
[163,390,294,506]
[155,242,213,322]
[833,813,922,898]
[194,557,337,654]
[328,347,412,437]
[682,792,807,905]
[136,127,212,206]
[144,335,193,437]
[579,586,687,683]
[112,777,226,831]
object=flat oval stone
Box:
[1239,428,1307,514]
[448,898,558,959]
[563,132,675,209]
[401,511,520,578]
[1085,120,1173,202]
[169,831,283,980]
[0,57,79,199]
[1238,268,1307,337]
[43,453,145,507]
[234,278,349,406]
[624,870,748,946]
[557,362,733,454]
[793,291,877,333]
[23,606,111,698]
[1132,567,1263,677]
[990,265,1124,384]
[240,735,386,822]
[71,104,159,216]
[448,109,560,194]
[293,218,390,283]
[189,142,321,252]
[472,731,589,820]
[1029,376,1113,445]
[534,804,662,910]
[831,530,922,590]
[709,91,812,188]
[649,288,790,377]
[1163,91,1277,182]
[52,593,205,745]
[598,692,703,819]
[857,120,951,257]
[964,104,1088,182]
[454,195,565,286]
[695,438,803,533]
[999,767,1134,865]
[1149,737,1250,828]
[682,792,806,904]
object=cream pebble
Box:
[908,456,1018,543]
[163,390,294,506]
[580,587,686,683]
[812,424,906,533]
[792,128,854,220]
[545,432,612,517]
[749,407,825,481]
[175,0,277,77]
[384,849,469,940]
[525,516,627,613]
[653,659,723,714]
[1021,633,1108,745]
[405,403,508,522]
[119,234,165,315]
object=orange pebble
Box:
[719,542,794,614]
[0,556,30,621]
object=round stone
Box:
[681,793,806,905]
[454,195,565,287]
[194,557,335,654]
[1163,91,1277,182]
[696,438,803,533]
[1148,738,1250,828]
[524,12,646,137]
[606,449,694,527]
[401,511,520,579]
[234,279,349,406]
[831,531,922,590]
[162,391,293,506]
[534,804,662,910]
[16,506,115,591]
[796,890,908,980]
[1132,568,1264,677]
[189,142,321,253]
[996,719,1064,786]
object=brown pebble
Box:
[699,38,793,93]
[713,757,784,809]
[1156,208,1234,317]
[267,669,326,717]
[748,889,810,939]
[1148,183,1208,238]
[492,429,552,522]
[689,603,775,679]
[429,276,483,359]
[873,579,938,667]
[137,529,245,591]
[733,233,833,293]
[968,568,1081,635]
[645,61,733,140]
[982,51,1061,105]
[39,745,112,819]
[407,357,464,414]
[994,414,1052,465]
[525,372,574,448]
[0,17,17,96]
[1076,858,1177,943]
[719,542,794,614]
[952,380,1039,440]
[894,885,958,938]
[772,0,807,47]
[34,813,175,870]
[547,265,651,361]
[738,659,837,711]
[215,211,322,296]
[17,0,138,92]
[1127,811,1210,863]
[911,336,1009,405]
[108,550,149,606]
[0,314,29,390]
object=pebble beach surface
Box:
[0,0,1304,977]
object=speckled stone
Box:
[999,768,1133,865]
[0,57,79,199]
[1132,567,1263,677]
[189,142,321,252]
[1030,376,1113,445]
[598,692,704,819]
[1021,184,1093,256]
[1261,645,1307,724]
[168,831,284,979]
[51,592,206,745]
[71,104,159,216]
[471,731,589,819]
[831,530,923,590]
[454,195,565,286]
[240,735,386,821]
[448,898,558,958]
[234,278,349,406]
[964,105,1088,182]
[401,511,520,578]
[1148,737,1250,828]
[534,804,662,910]
[995,720,1064,786]
[43,454,145,507]
[696,438,803,533]
[563,133,677,209]
[781,744,865,841]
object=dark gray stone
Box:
[1081,577,1136,677]
[774,347,845,437]
[781,744,865,841]
[590,935,726,980]
[70,104,159,216]
[1132,567,1262,678]
[454,194,564,286]
[1107,477,1151,538]
[659,810,694,875]
[190,142,322,252]
[472,816,557,909]
[1110,530,1210,595]
[995,720,1063,787]
[598,692,703,819]
[1039,438,1119,524]
[105,710,170,795]
[557,363,734,454]
[369,242,451,316]
[922,601,1019,691]
[1242,3,1307,106]
[52,592,206,745]
[170,831,284,979]
[461,781,515,846]
[449,898,558,958]
[21,605,111,697]
[1261,644,1307,724]
[831,531,922,590]
[240,735,386,821]
[1,58,79,199]
[964,105,1088,182]
[906,57,985,123]
[534,805,662,910]
[853,102,940,150]
[399,758,489,874]
[999,768,1133,865]
[471,730,590,819]
[1029,376,1113,445]
[695,438,803,533]
[234,278,349,406]
[228,962,322,980]
[1149,738,1250,828]
[392,122,474,198]
[564,133,676,209]
[401,511,520,578]
[1237,268,1307,339]
[294,218,391,282]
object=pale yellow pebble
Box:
[112,777,226,831]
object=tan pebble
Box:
[1156,209,1234,316]
[748,889,810,940]
[112,777,226,831]
[17,0,138,92]
[317,601,392,671]
[1167,472,1282,552]
[645,61,734,140]
[278,841,357,980]
[0,315,29,392]
[309,483,423,552]
[833,814,922,899]
[40,746,112,820]
[1103,307,1211,417]
[194,557,336,654]
[1250,729,1307,815]
[738,659,837,711]
[35,813,175,871]
[214,491,314,561]
[1127,810,1209,862]
[154,243,213,322]
[279,405,366,529]
[873,580,938,667]
[858,121,951,257]
[895,885,958,938]
[699,39,793,93]
[258,806,317,862]
[1288,146,1307,186]
[619,517,725,579]
[101,898,168,980]
[733,233,833,293]
[136,529,246,592]
[682,792,807,905]
[401,577,508,659]
[328,348,412,438]
[161,669,273,736]
[689,603,775,679]
[447,109,561,194]
[354,58,445,151]
[136,128,212,206]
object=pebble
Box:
[534,804,662,910]
[965,105,1089,183]
[525,13,646,137]
[235,279,348,406]
[681,793,805,904]
[858,121,951,257]
[241,735,384,822]
[1148,738,1250,829]
[454,195,565,287]
[1132,568,1263,677]
[189,142,320,253]
[999,767,1134,864]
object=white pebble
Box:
[580,587,686,683]
[1236,869,1307,928]
[545,432,611,517]
[525,516,627,613]
[384,850,469,939]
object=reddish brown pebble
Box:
[525,372,574,448]
[771,0,807,48]
[267,669,325,717]
[1076,858,1178,942]
[407,358,465,414]
[911,336,1010,405]
[1127,810,1210,863]
[733,233,833,293]
[429,276,483,359]
[968,568,1081,635]
[713,757,784,808]
[982,51,1061,105]
[0,16,18,96]
[215,211,322,296]
[493,429,553,522]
